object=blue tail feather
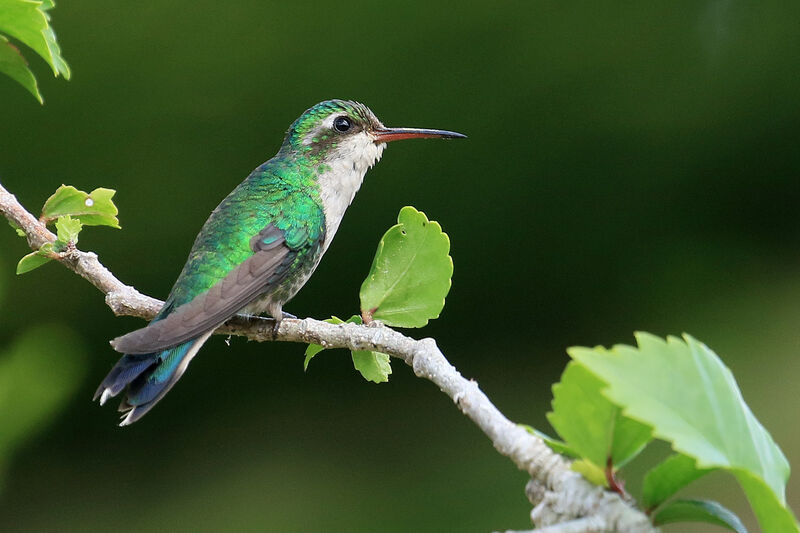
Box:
[93,354,159,400]
[95,332,212,425]
[123,342,194,406]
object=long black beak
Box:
[372,127,467,144]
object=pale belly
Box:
[238,252,323,320]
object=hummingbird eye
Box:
[333,116,352,133]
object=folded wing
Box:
[111,224,298,354]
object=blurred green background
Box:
[1,1,799,531]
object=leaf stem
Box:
[606,456,630,500]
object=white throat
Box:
[316,132,385,251]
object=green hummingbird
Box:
[95,99,465,425]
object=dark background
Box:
[1,1,799,531]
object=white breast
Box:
[316,132,385,252]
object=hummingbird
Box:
[94,99,465,425]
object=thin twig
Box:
[0,181,657,533]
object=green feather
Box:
[162,157,325,314]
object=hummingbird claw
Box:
[267,312,296,337]
[234,311,295,322]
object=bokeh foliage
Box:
[0,0,70,102]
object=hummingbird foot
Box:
[268,312,297,337]
[233,309,294,337]
[266,302,286,337]
[234,311,295,321]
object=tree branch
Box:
[499,516,606,533]
[0,181,657,533]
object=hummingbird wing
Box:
[111,222,321,354]
[109,158,326,354]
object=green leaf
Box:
[7,219,26,237]
[0,324,86,486]
[546,361,651,469]
[41,185,120,228]
[15,242,55,274]
[735,472,800,533]
[643,453,712,510]
[303,315,392,382]
[304,315,354,370]
[16,251,51,274]
[653,499,747,533]
[303,343,325,371]
[359,206,452,327]
[519,425,579,458]
[569,333,798,532]
[352,350,391,383]
[570,459,607,487]
[54,215,81,244]
[0,35,41,102]
[0,0,70,79]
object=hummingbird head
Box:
[281,100,466,172]
[277,99,465,250]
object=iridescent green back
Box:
[159,155,326,317]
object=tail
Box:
[94,331,213,426]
